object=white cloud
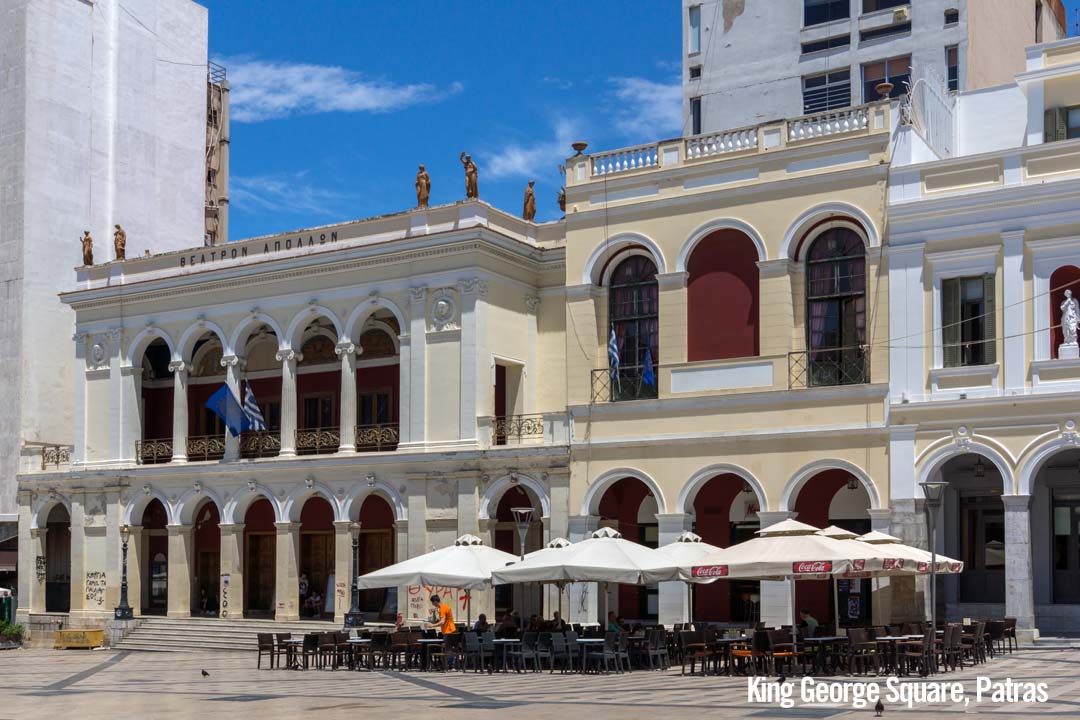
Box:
[483,118,581,180]
[231,172,347,217]
[608,76,682,141]
[221,56,462,122]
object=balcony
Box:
[135,431,282,464]
[355,423,400,452]
[296,427,340,455]
[788,347,870,389]
[567,102,887,186]
[488,414,545,446]
[591,366,660,403]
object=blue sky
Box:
[203,1,680,238]
[207,1,1080,240]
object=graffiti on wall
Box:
[85,571,106,605]
[35,556,46,583]
[406,585,469,620]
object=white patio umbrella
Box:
[682,519,913,647]
[817,525,867,630]
[858,530,964,575]
[492,527,678,625]
[356,534,517,625]
[655,531,721,626]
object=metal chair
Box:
[256,633,275,669]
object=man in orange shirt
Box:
[428,594,456,635]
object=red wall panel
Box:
[687,230,760,361]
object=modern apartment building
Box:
[682,0,1067,134]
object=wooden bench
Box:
[54,629,104,649]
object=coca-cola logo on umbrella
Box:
[883,558,905,570]
[948,562,962,572]
[792,561,832,573]
[692,565,729,578]
[852,559,865,571]
[917,561,930,573]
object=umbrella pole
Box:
[833,577,840,632]
[467,589,472,627]
[790,579,798,650]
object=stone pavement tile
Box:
[0,647,1077,719]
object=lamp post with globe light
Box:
[344,522,364,628]
[115,525,134,620]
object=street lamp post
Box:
[510,507,535,561]
[919,481,948,633]
[344,522,363,628]
[115,525,134,620]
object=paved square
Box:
[1,647,1079,718]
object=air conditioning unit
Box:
[893,7,910,22]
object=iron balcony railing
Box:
[485,414,545,446]
[788,346,869,389]
[296,427,340,455]
[591,365,660,403]
[136,431,281,464]
[355,423,400,452]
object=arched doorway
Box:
[1030,448,1080,613]
[356,495,396,616]
[687,230,760,360]
[492,484,544,619]
[139,499,169,615]
[597,477,660,621]
[792,469,872,627]
[191,500,220,616]
[299,496,335,619]
[936,454,1006,616]
[44,505,71,613]
[243,498,276,618]
[690,474,761,622]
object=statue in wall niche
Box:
[80,231,93,266]
[113,224,127,261]
[460,151,478,199]
[415,164,431,208]
[522,180,536,221]
[1062,289,1080,347]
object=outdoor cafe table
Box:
[575,637,605,670]
[282,638,303,670]
[710,636,747,676]
[346,638,372,670]
[801,636,846,676]
[416,638,444,671]
[492,638,521,672]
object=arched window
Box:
[805,227,866,386]
[687,230,760,360]
[608,255,659,400]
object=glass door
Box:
[1053,494,1080,604]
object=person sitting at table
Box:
[306,590,322,617]
[549,611,567,631]
[526,614,542,632]
[495,612,517,636]
[427,594,456,635]
[473,613,491,633]
[606,611,622,633]
[394,612,405,630]
[799,609,819,637]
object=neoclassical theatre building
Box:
[16,37,1080,640]
[17,97,901,636]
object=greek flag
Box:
[608,326,621,391]
[243,385,267,431]
[205,385,245,437]
[642,346,656,387]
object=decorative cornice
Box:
[409,286,428,302]
[460,277,488,298]
[524,295,541,314]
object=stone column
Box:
[868,509,892,534]
[394,519,410,619]
[274,522,301,621]
[401,287,427,450]
[277,350,301,457]
[757,511,795,628]
[1001,231,1025,392]
[170,361,189,462]
[221,355,244,460]
[118,365,142,463]
[397,334,412,444]
[333,520,354,624]
[166,525,193,618]
[867,509,893,625]
[126,526,145,616]
[336,341,358,453]
[1003,495,1038,640]
[28,527,47,614]
[656,272,688,368]
[567,515,598,624]
[757,260,795,358]
[656,513,692,626]
[68,498,86,617]
[218,523,244,620]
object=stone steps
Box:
[114,616,342,652]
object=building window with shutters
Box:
[803,70,851,113]
[942,275,995,367]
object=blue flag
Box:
[642,346,656,387]
[206,385,246,437]
[608,326,621,392]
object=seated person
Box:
[799,609,819,637]
[526,614,543,633]
[473,613,491,633]
[606,611,621,633]
[495,612,518,636]
[549,611,567,631]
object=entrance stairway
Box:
[113,616,338,652]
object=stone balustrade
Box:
[787,106,869,142]
[590,143,659,177]
[685,127,758,159]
